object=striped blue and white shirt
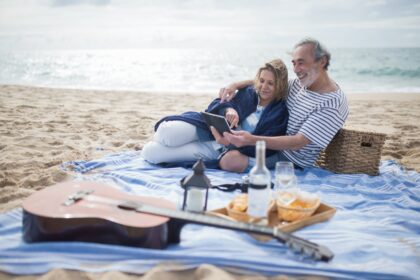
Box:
[283,78,349,167]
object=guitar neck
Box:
[119,201,334,262]
[121,202,288,242]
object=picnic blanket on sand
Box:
[0,151,419,279]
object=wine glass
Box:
[275,161,296,194]
[274,161,297,205]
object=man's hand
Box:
[223,130,256,147]
[210,126,231,146]
[218,80,254,102]
[225,108,239,128]
[218,85,237,102]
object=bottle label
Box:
[248,183,267,190]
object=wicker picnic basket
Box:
[316,128,386,176]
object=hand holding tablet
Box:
[201,112,233,135]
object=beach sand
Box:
[1,84,419,279]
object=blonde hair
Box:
[253,59,288,101]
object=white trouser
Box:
[141,121,222,164]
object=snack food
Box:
[227,194,250,222]
[276,190,320,222]
[231,194,248,212]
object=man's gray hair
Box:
[294,38,331,70]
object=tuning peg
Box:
[302,246,314,257]
[287,240,302,253]
[318,245,334,262]
[312,251,322,261]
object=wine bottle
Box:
[247,140,271,218]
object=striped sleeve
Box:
[298,106,346,149]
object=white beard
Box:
[299,67,319,88]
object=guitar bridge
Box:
[63,189,94,206]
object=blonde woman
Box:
[141,59,289,169]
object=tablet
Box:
[201,112,232,135]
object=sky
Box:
[0,0,419,50]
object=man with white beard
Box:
[212,38,349,172]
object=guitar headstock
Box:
[274,228,334,262]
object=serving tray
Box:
[208,202,336,241]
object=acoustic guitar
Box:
[22,181,334,262]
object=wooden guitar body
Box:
[22,181,181,249]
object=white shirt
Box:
[283,78,349,167]
[240,105,265,133]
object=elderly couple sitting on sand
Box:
[141,38,349,172]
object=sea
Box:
[0,47,419,94]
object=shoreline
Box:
[2,83,420,97]
[1,84,419,214]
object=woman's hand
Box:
[219,84,238,102]
[210,126,231,146]
[225,108,239,128]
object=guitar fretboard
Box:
[115,199,333,262]
[121,201,289,243]
[120,201,334,262]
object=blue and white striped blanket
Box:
[0,151,419,279]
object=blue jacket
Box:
[155,86,288,158]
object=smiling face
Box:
[256,69,276,106]
[292,44,324,88]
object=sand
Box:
[0,84,419,279]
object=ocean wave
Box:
[1,48,419,94]
[356,67,420,78]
